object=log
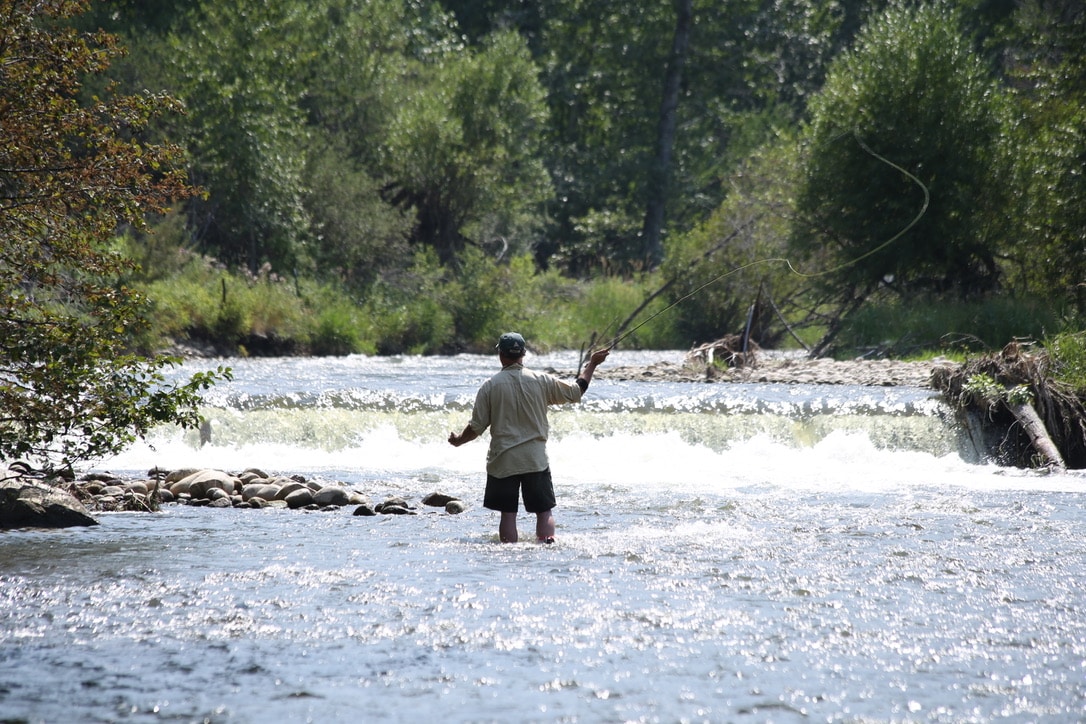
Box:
[1007,401,1066,471]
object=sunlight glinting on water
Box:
[5,354,1086,722]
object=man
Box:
[448,332,609,543]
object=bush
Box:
[364,249,458,355]
[796,2,1011,299]
[139,247,693,357]
[310,303,370,356]
[834,295,1067,358]
[143,255,370,355]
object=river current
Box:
[2,350,1085,722]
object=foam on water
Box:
[103,412,1078,497]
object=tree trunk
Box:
[641,0,692,269]
[1007,401,1067,471]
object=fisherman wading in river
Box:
[448,333,609,543]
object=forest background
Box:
[70,0,1086,356]
[1,0,1085,464]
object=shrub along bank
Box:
[137,249,684,356]
[137,248,1074,363]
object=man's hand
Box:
[448,425,479,447]
[588,347,610,367]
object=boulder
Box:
[0,478,99,529]
[242,483,281,502]
[377,503,415,515]
[379,496,411,510]
[165,468,200,484]
[205,487,230,502]
[176,469,241,499]
[313,486,350,507]
[352,504,377,516]
[274,481,307,500]
[445,500,467,514]
[284,488,315,509]
[125,481,149,496]
[422,492,458,507]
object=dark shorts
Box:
[483,468,556,514]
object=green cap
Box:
[496,332,526,355]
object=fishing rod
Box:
[579,130,931,371]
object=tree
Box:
[381,30,552,265]
[0,0,226,468]
[793,2,1011,316]
[167,0,314,274]
[529,0,850,276]
[303,140,412,293]
[640,0,693,269]
[997,0,1086,309]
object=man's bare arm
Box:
[577,347,610,392]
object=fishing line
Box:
[597,130,930,354]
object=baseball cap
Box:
[496,332,526,355]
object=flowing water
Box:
[2,351,1085,723]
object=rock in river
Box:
[0,476,99,529]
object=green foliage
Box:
[567,275,682,351]
[154,247,680,356]
[795,1,1011,299]
[535,0,856,274]
[962,373,1032,408]
[833,296,1066,357]
[363,250,458,355]
[61,0,1086,358]
[167,0,313,273]
[997,2,1086,309]
[308,293,373,356]
[144,257,376,356]
[382,29,553,262]
[663,134,808,347]
[303,140,412,292]
[1046,332,1086,391]
[0,0,226,467]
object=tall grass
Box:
[834,296,1069,358]
[1046,332,1086,390]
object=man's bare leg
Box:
[499,511,518,543]
[535,509,555,542]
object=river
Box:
[2,350,1084,722]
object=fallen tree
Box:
[932,342,1086,470]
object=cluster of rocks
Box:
[1,466,467,529]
